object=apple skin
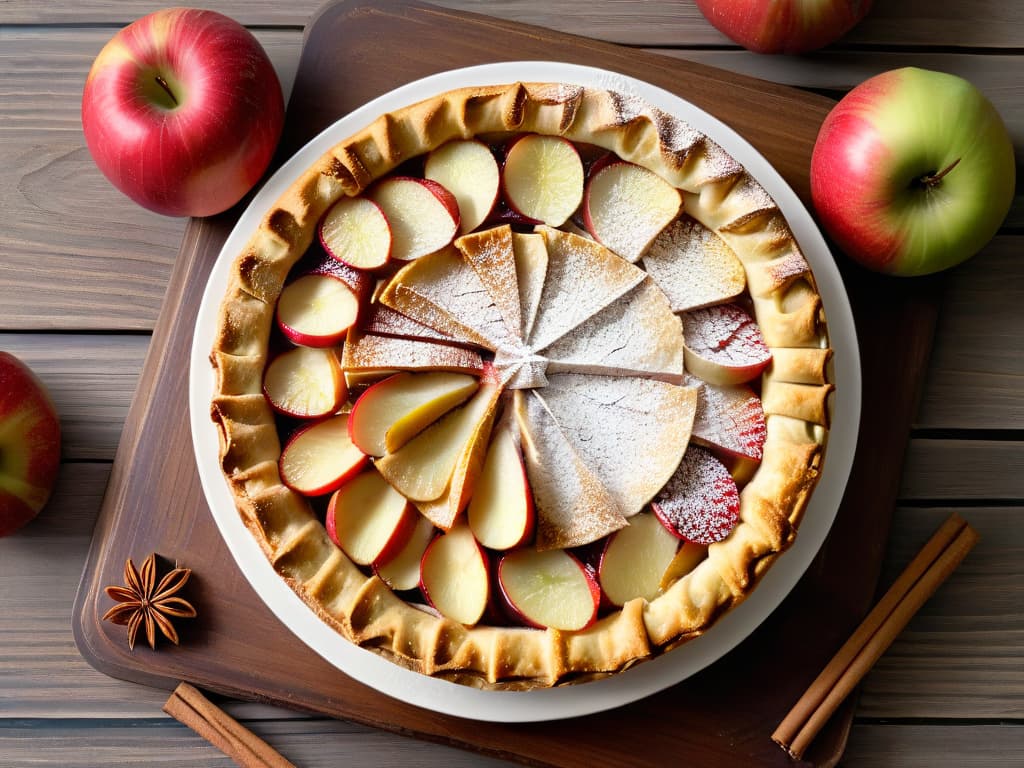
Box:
[0,352,61,537]
[695,0,872,54]
[810,67,1016,276]
[81,8,284,217]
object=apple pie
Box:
[209,82,833,689]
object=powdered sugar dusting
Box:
[653,445,740,545]
[642,216,746,312]
[682,303,771,368]
[687,375,767,461]
[364,304,461,343]
[455,226,522,338]
[342,331,483,373]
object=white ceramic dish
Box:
[189,61,861,723]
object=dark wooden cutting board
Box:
[72,2,942,766]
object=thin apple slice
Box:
[682,303,773,386]
[598,512,680,606]
[583,157,682,262]
[501,134,584,227]
[497,548,600,631]
[419,523,490,626]
[424,139,500,234]
[374,514,436,592]
[276,274,361,348]
[375,378,501,502]
[689,376,767,463]
[652,445,741,545]
[467,417,535,550]
[659,541,708,590]
[279,413,367,496]
[342,328,484,375]
[367,176,460,262]
[641,216,746,312]
[319,195,392,270]
[326,468,417,566]
[262,346,345,419]
[348,371,479,457]
[301,247,374,298]
[362,304,464,345]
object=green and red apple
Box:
[0,352,61,537]
[695,0,873,54]
[81,8,284,217]
[811,67,1016,276]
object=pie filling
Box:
[210,83,833,689]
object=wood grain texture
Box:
[900,441,1024,500]
[1,0,1022,48]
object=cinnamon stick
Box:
[164,682,296,768]
[772,512,979,760]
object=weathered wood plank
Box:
[0,334,147,461]
[845,724,1024,767]
[1,0,1022,48]
[0,28,299,331]
[900,442,1024,500]
[859,507,1024,719]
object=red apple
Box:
[501,134,584,227]
[367,177,460,261]
[419,523,491,625]
[262,346,346,419]
[326,468,417,566]
[279,413,367,496]
[0,353,61,537]
[81,8,284,217]
[811,67,1016,276]
[695,0,873,54]
[276,274,361,348]
[496,548,600,631]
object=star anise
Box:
[102,553,197,650]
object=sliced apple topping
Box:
[374,514,436,592]
[659,540,709,590]
[419,523,490,625]
[502,134,584,227]
[598,511,680,606]
[276,274,361,348]
[326,467,417,566]
[641,215,746,312]
[583,157,682,262]
[319,196,392,270]
[348,371,479,456]
[497,548,600,631]
[263,346,345,419]
[279,413,367,496]
[690,377,767,463]
[467,417,534,550]
[375,378,501,502]
[682,303,772,386]
[342,328,484,376]
[367,177,460,262]
[424,139,500,234]
[652,446,741,545]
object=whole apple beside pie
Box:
[209,82,833,689]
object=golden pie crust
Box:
[209,82,832,689]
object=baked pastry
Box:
[209,82,832,689]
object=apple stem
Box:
[918,157,961,188]
[154,75,178,107]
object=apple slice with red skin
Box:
[467,419,535,550]
[279,412,367,496]
[598,512,680,606]
[326,467,417,566]
[262,346,346,419]
[374,514,436,592]
[501,134,584,227]
[583,156,682,263]
[419,523,490,625]
[652,446,741,545]
[319,196,392,270]
[690,377,767,463]
[496,548,600,631]
[275,273,361,348]
[682,303,772,387]
[424,139,500,234]
[348,371,479,457]
[302,248,374,299]
[367,177,460,262]
[0,352,61,537]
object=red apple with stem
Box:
[811,67,1016,276]
[81,8,284,217]
[0,352,61,537]
[695,0,873,54]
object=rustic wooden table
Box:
[1,2,1021,766]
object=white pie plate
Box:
[189,61,860,723]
